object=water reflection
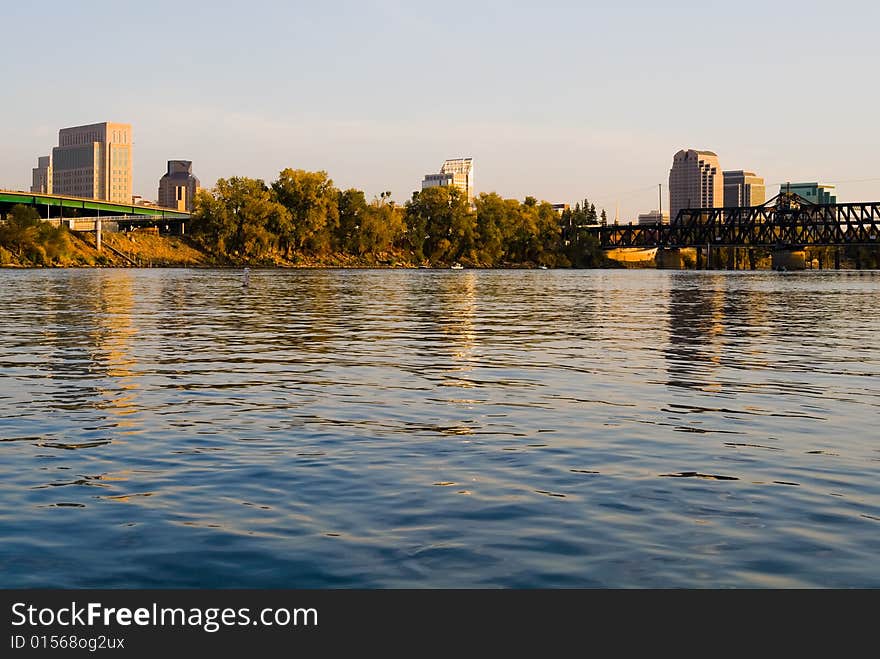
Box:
[0,269,878,588]
[665,274,727,393]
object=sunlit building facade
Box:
[30,155,52,194]
[668,149,723,223]
[723,170,765,208]
[421,157,474,203]
[158,160,200,212]
[51,122,132,203]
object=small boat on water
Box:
[450,262,464,270]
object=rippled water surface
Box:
[1,268,878,587]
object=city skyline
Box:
[2,1,880,219]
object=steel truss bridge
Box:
[590,196,880,250]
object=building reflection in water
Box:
[38,271,143,436]
[439,271,478,378]
[664,273,773,396]
[664,274,728,394]
[86,271,141,435]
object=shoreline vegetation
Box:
[2,167,879,269]
[0,168,608,269]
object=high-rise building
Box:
[421,157,474,202]
[158,160,200,212]
[30,156,52,194]
[668,149,723,223]
[51,122,132,203]
[723,171,765,207]
[779,182,836,205]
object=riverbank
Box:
[0,228,557,269]
[2,226,877,270]
[0,229,206,268]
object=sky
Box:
[2,0,880,220]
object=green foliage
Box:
[186,168,611,268]
[356,201,406,256]
[272,169,339,254]
[0,205,73,266]
[191,177,290,262]
[8,204,41,228]
[404,187,475,264]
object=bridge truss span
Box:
[593,198,880,249]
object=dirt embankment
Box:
[67,230,208,267]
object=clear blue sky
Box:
[3,0,879,219]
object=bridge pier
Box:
[771,249,806,271]
[656,247,682,269]
[835,249,841,270]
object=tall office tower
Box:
[30,156,52,194]
[723,170,766,207]
[668,149,723,223]
[51,122,132,202]
[421,157,474,203]
[158,160,201,211]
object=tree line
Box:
[0,205,73,266]
[189,169,607,267]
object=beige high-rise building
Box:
[51,122,132,203]
[30,155,52,194]
[668,149,723,223]
[158,160,200,212]
[421,157,474,202]
[723,170,765,208]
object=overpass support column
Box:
[96,218,102,253]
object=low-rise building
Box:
[780,182,836,205]
[637,210,669,225]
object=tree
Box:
[0,205,71,265]
[535,201,562,266]
[8,205,41,228]
[271,169,340,254]
[404,186,474,264]
[337,188,369,254]
[191,177,290,261]
[356,201,405,256]
[475,193,512,266]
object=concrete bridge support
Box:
[656,248,683,269]
[771,249,806,271]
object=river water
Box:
[0,268,878,588]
